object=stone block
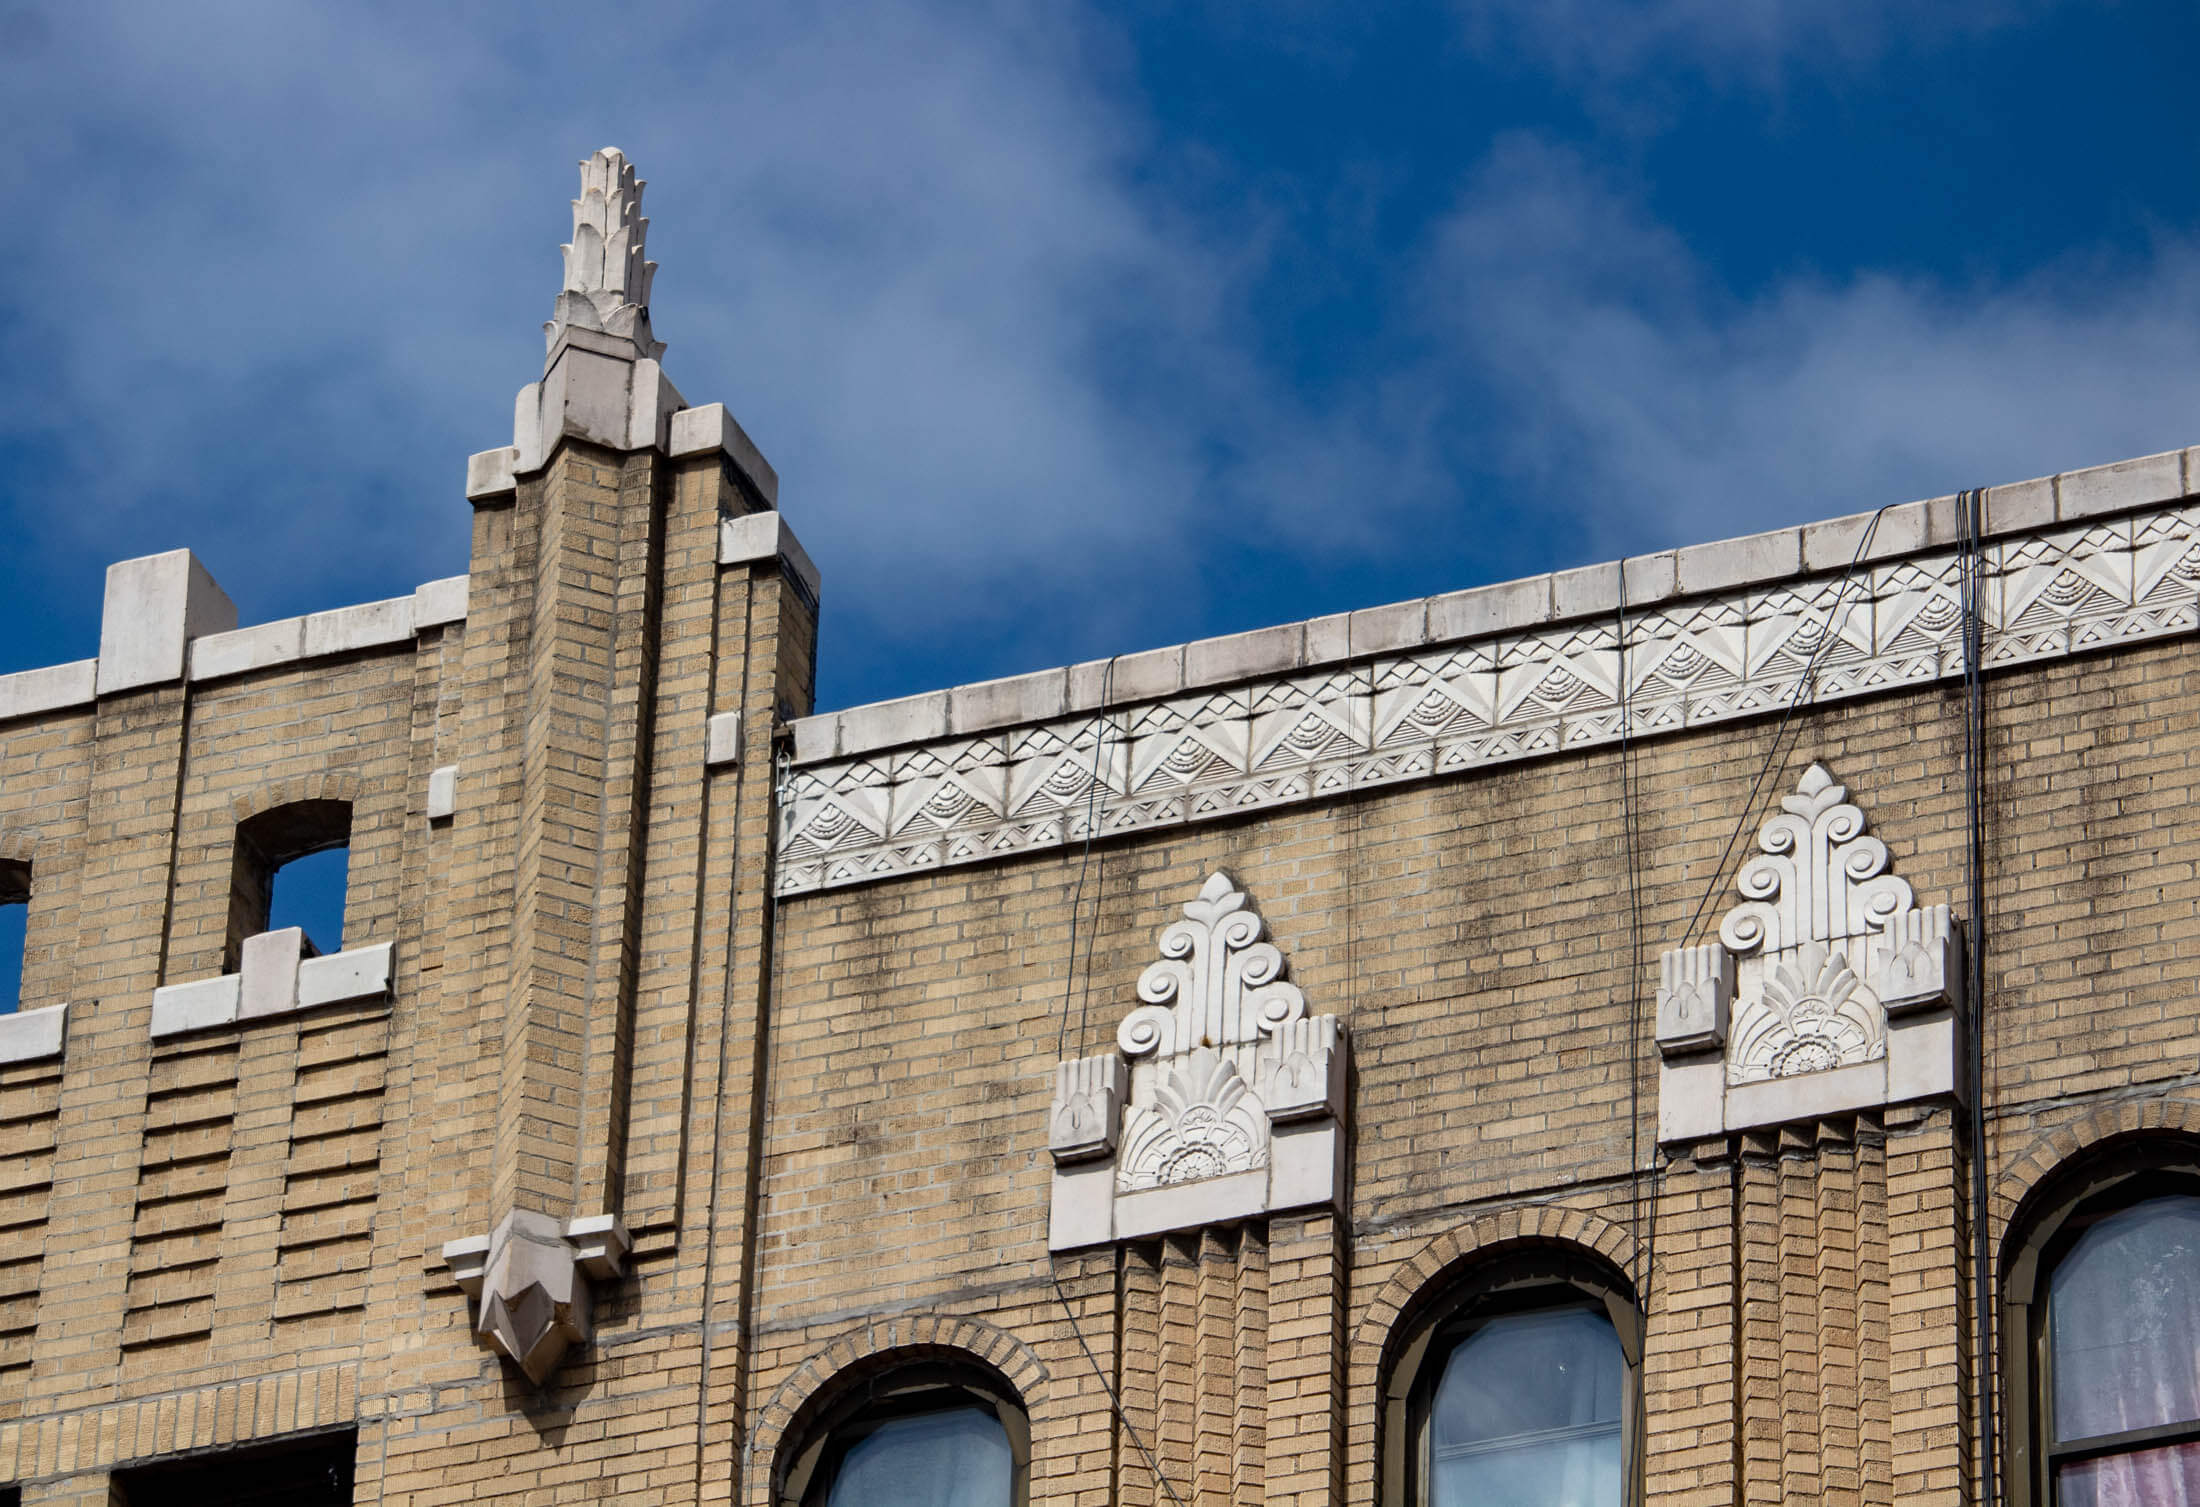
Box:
[1260,1017,1346,1122]
[1267,1120,1345,1212]
[440,1236,490,1298]
[1656,1056,1725,1144]
[2059,449,2184,520]
[150,975,241,1038]
[668,402,780,507]
[564,1214,631,1279]
[1723,1057,1885,1133]
[0,1003,66,1064]
[297,943,394,1009]
[1095,644,1183,705]
[1983,475,2053,536]
[1048,1055,1124,1163]
[705,711,743,768]
[1621,549,1677,606]
[1185,623,1303,688]
[302,597,414,659]
[1801,501,1928,572]
[237,928,304,1021]
[1887,1008,1964,1105]
[187,618,304,682]
[0,659,97,722]
[718,513,823,603]
[788,713,838,764]
[1655,944,1732,1057]
[1426,576,1546,644]
[1549,561,1620,624]
[1674,529,1802,598]
[1306,597,1425,663]
[1112,1166,1267,1242]
[836,692,949,755]
[413,575,469,628]
[426,765,458,822]
[96,550,237,695]
[465,446,517,502]
[1047,1162,1115,1251]
[949,670,1067,735]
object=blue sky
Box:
[2,1,2198,712]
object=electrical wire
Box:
[1958,487,1998,1505]
[1042,659,1190,1507]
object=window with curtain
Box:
[2044,1189,2200,1506]
[778,1363,1027,1507]
[1384,1251,1641,1507]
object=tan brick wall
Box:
[4,432,2200,1504]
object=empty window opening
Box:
[113,1427,355,1506]
[0,859,27,1014]
[227,800,351,970]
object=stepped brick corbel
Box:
[1048,871,1350,1249]
[1654,761,1967,1143]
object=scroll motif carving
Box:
[1653,760,1967,1143]
[1118,872,1306,1058]
[1046,869,1349,1248]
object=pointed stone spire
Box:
[545,147,665,365]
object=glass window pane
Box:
[825,1403,1012,1507]
[1428,1303,1624,1507]
[2050,1195,2200,1443]
[2055,1438,2200,1507]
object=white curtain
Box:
[825,1404,1013,1507]
[2050,1195,2200,1507]
[1428,1303,1624,1507]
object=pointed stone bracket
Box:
[1654,763,1967,1145]
[441,1209,631,1384]
[1048,871,1350,1251]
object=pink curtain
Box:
[2049,1196,2200,1506]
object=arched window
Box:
[1383,1247,1642,1507]
[777,1361,1028,1507]
[2024,1173,2200,1505]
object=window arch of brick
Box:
[1995,1101,2200,1507]
[748,1316,1048,1507]
[1353,1206,1644,1507]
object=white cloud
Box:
[1416,137,2200,560]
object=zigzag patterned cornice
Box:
[776,484,2200,896]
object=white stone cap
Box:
[96,549,236,696]
[670,403,779,507]
[0,1003,67,1065]
[791,444,2200,763]
[150,939,394,1038]
[719,511,821,602]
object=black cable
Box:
[1042,660,1189,1507]
[1674,504,1892,955]
[1959,487,1998,1505]
[1616,578,1656,1317]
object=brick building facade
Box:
[3,148,2198,1505]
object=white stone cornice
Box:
[777,457,2200,896]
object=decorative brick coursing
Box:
[1990,1093,2200,1242]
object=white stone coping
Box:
[149,940,394,1038]
[0,576,470,719]
[719,511,821,602]
[777,448,2200,894]
[790,446,2197,764]
[0,1003,67,1064]
[672,403,780,507]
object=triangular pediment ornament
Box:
[1046,871,1349,1249]
[1653,763,1968,1143]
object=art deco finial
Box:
[544,147,665,365]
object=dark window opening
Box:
[779,1361,1029,1507]
[0,858,28,1015]
[113,1427,355,1506]
[226,800,350,970]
